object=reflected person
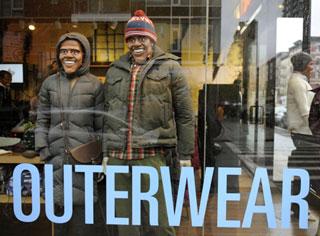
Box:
[287,52,315,149]
[0,70,15,136]
[0,70,12,108]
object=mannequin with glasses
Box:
[59,48,82,56]
[35,32,105,236]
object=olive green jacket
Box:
[103,46,194,160]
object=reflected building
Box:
[310,37,320,85]
[282,0,304,17]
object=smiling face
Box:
[59,40,83,74]
[126,36,154,64]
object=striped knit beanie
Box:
[125,10,157,42]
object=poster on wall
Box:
[2,31,24,63]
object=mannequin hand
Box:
[102,157,109,173]
[180,160,192,167]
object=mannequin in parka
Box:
[35,32,105,235]
[103,10,194,236]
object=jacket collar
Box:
[292,71,308,82]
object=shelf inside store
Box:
[0,194,44,204]
[0,153,44,204]
[0,153,43,164]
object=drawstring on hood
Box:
[56,32,91,78]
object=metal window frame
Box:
[11,0,24,10]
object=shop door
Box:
[242,22,265,155]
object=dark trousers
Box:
[291,132,320,150]
[54,195,108,236]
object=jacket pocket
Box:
[144,71,169,96]
[108,76,123,85]
[147,71,168,80]
[139,97,164,130]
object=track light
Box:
[110,21,118,31]
[93,22,98,30]
[28,20,36,31]
[54,20,62,29]
[19,20,25,30]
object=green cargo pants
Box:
[108,154,176,236]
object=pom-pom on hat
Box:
[125,10,157,42]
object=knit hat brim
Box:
[125,29,157,42]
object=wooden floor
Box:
[176,168,320,236]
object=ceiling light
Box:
[92,22,98,30]
[54,20,62,29]
[28,21,36,31]
[19,20,25,30]
[110,21,118,31]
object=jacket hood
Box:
[56,32,91,78]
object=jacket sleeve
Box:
[309,92,320,137]
[171,62,195,160]
[291,78,312,117]
[35,78,51,152]
[93,80,104,138]
[102,75,110,156]
[0,88,4,107]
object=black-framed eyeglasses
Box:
[126,36,148,44]
[59,48,82,56]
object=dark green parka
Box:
[103,46,194,159]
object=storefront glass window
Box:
[1,0,320,235]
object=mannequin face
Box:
[127,36,154,64]
[59,40,83,74]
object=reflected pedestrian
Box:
[0,70,12,108]
[287,52,315,148]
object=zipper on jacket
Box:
[66,77,80,164]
